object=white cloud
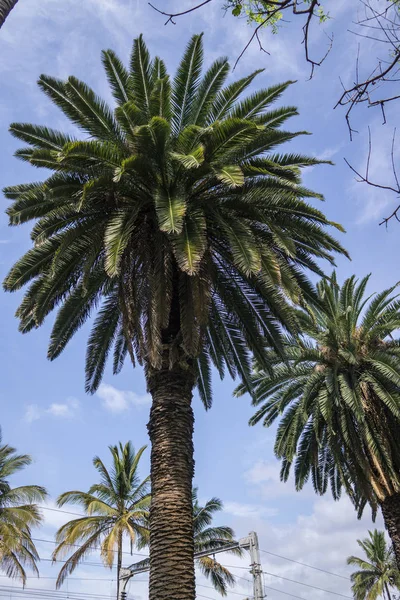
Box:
[223,501,278,519]
[40,498,82,531]
[24,404,41,423]
[97,383,151,413]
[246,460,281,485]
[24,397,80,422]
[46,398,80,418]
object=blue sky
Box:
[0,1,399,599]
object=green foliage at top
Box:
[52,442,150,588]
[348,530,400,600]
[236,272,400,516]
[136,487,243,596]
[0,430,47,584]
[3,33,346,405]
[228,1,329,31]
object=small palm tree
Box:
[4,33,346,600]
[192,488,242,595]
[0,0,18,29]
[348,530,400,600]
[236,273,400,567]
[0,431,47,584]
[52,442,150,597]
[136,488,242,596]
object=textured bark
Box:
[0,0,18,29]
[381,493,400,570]
[147,357,196,600]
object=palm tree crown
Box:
[347,530,400,600]
[0,431,47,584]
[53,442,150,590]
[236,272,400,570]
[238,273,400,512]
[3,33,346,404]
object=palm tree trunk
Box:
[116,533,122,600]
[384,582,392,600]
[381,494,400,570]
[146,354,196,600]
[0,0,18,29]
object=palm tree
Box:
[236,273,400,567]
[347,530,400,600]
[52,442,149,597]
[0,430,47,584]
[135,487,242,596]
[0,0,18,28]
[3,33,346,600]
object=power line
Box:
[263,584,308,600]
[262,570,352,599]
[0,582,146,600]
[197,583,253,597]
[259,549,350,581]
[0,586,114,600]
[32,537,149,558]
[37,508,350,583]
[0,575,114,582]
[40,557,117,568]
[39,506,86,517]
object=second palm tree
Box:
[53,442,150,599]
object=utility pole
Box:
[119,530,264,600]
[248,531,264,600]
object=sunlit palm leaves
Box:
[0,431,47,584]
[4,33,347,405]
[237,273,400,516]
[52,442,150,590]
[348,530,400,600]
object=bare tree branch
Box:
[344,128,400,226]
[150,1,333,75]
[148,0,214,25]
[150,0,400,133]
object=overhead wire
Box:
[259,549,350,581]
[32,536,149,558]
[30,508,352,600]
[261,570,352,599]
[36,506,349,582]
[263,584,307,600]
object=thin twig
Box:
[344,128,400,226]
[148,0,214,25]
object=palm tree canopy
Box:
[347,530,400,600]
[0,430,47,584]
[3,33,347,406]
[236,272,400,514]
[53,442,150,588]
[136,487,242,595]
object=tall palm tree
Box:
[52,442,150,598]
[0,431,47,584]
[0,0,18,29]
[347,530,400,600]
[3,33,346,600]
[236,273,400,567]
[136,487,242,595]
